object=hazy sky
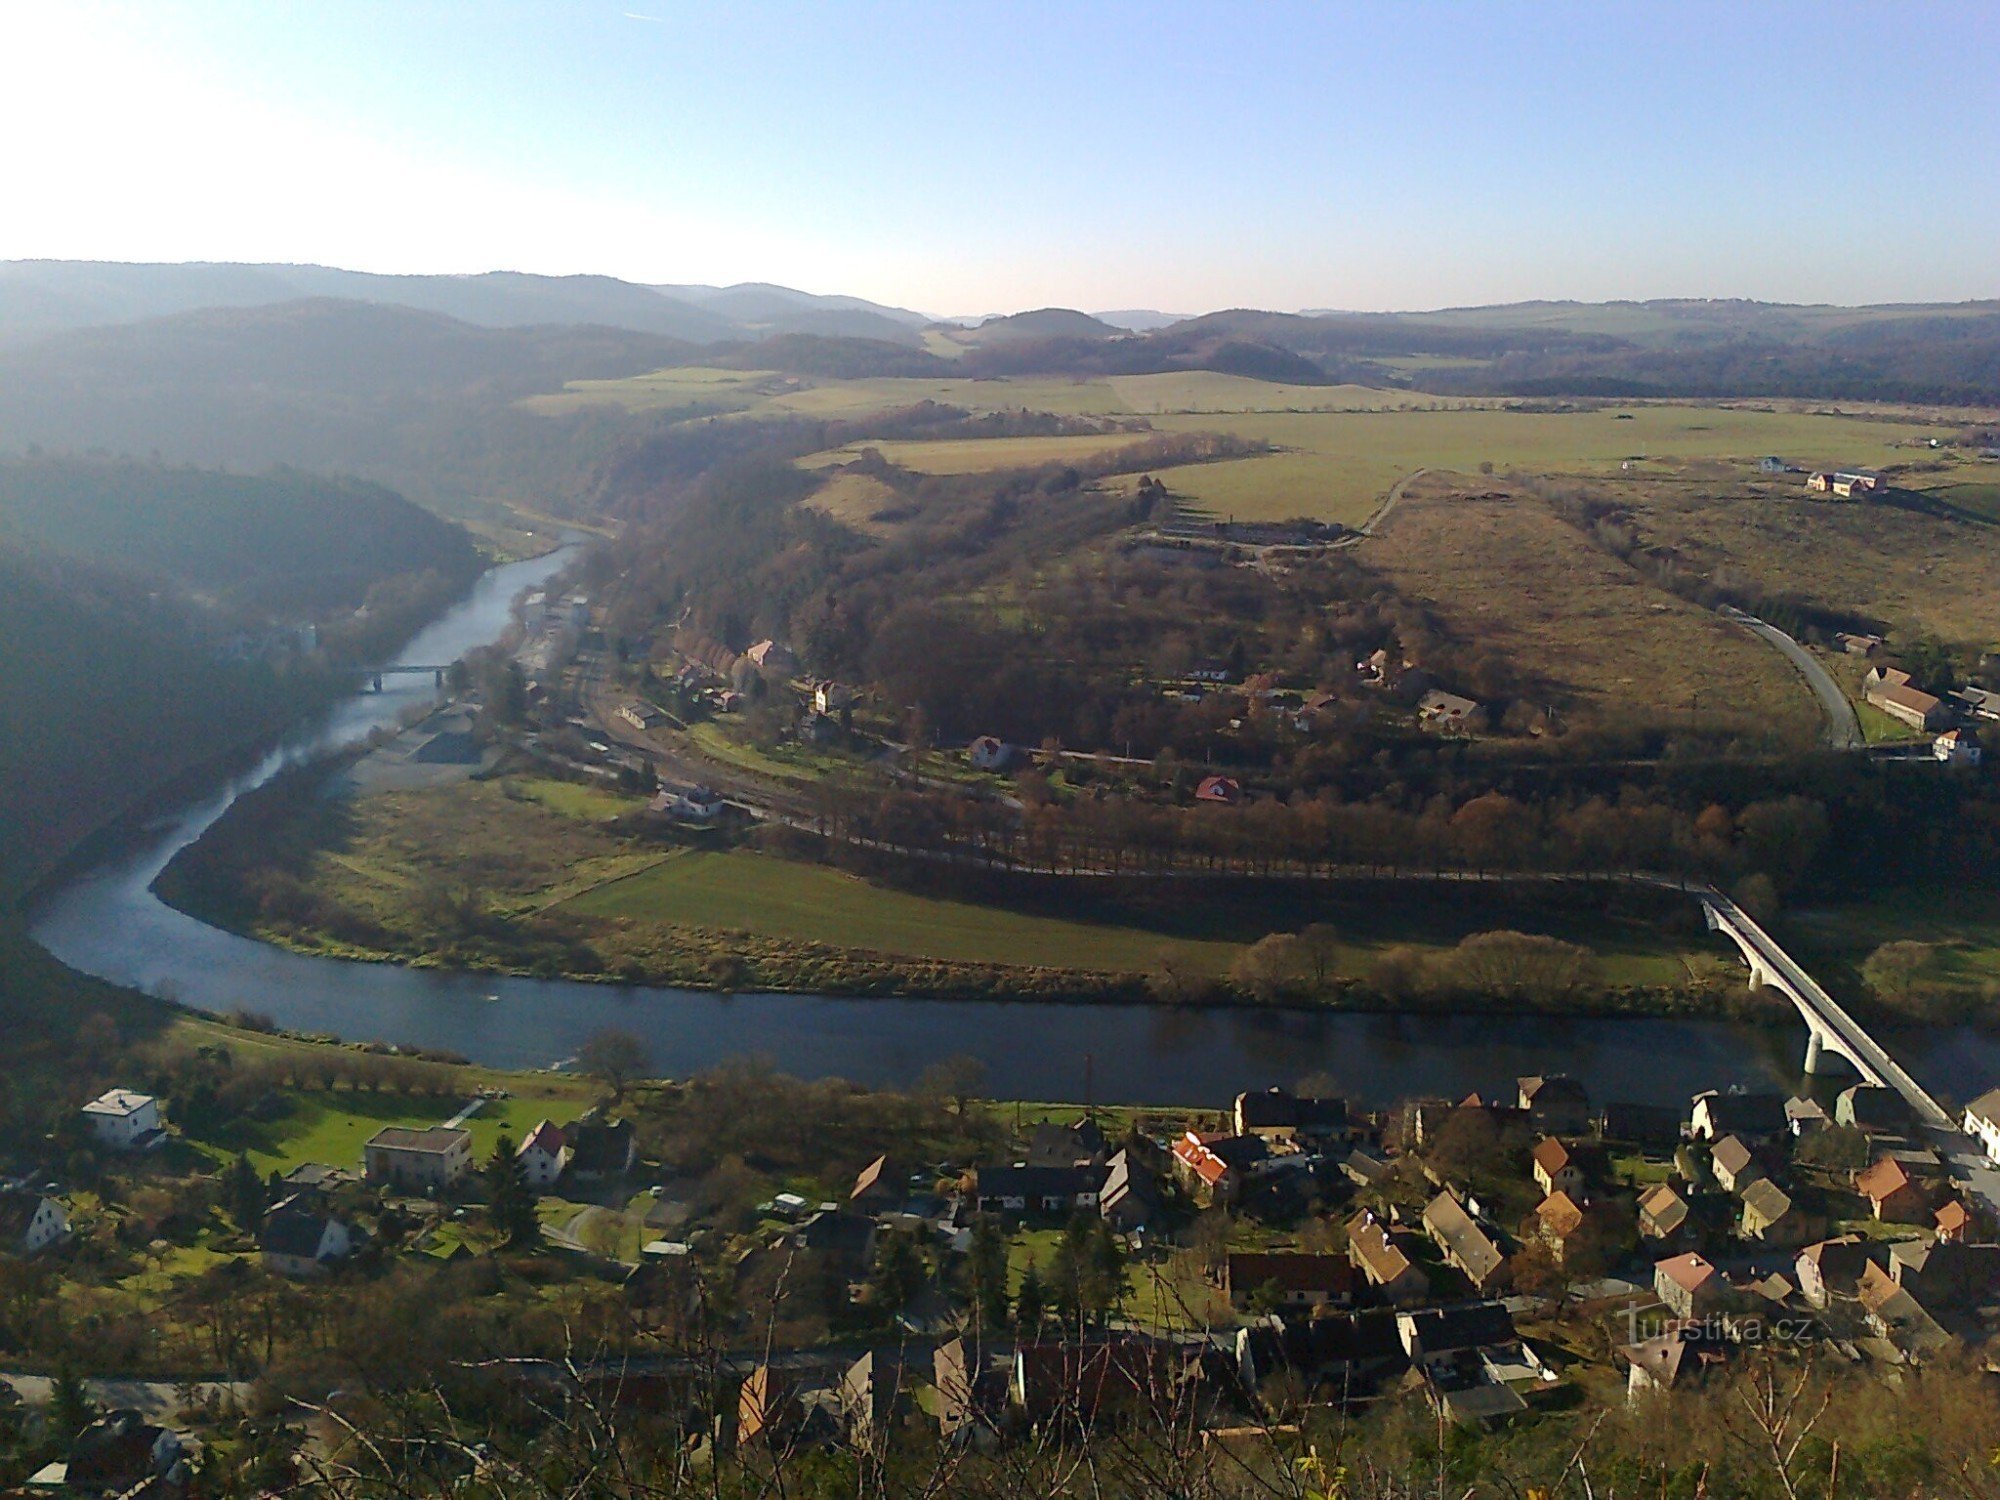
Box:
[3,1,1994,315]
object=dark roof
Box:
[260,1205,334,1259]
[1838,1085,1911,1131]
[1401,1301,1518,1355]
[975,1164,1099,1201]
[1240,1309,1406,1380]
[1600,1102,1683,1144]
[1204,1134,1270,1171]
[1695,1092,1789,1135]
[793,1210,876,1258]
[1236,1088,1349,1132]
[365,1125,468,1154]
[1519,1074,1589,1106]
[568,1116,635,1175]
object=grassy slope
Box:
[1365,478,1824,746]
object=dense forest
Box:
[0,453,482,613]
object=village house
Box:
[1623,1329,1703,1400]
[1858,1262,1952,1360]
[80,1089,162,1151]
[1709,1135,1764,1195]
[363,1125,472,1192]
[1835,1084,1910,1135]
[838,1350,905,1452]
[1171,1130,1266,1206]
[1888,1240,2000,1314]
[1416,689,1484,735]
[1805,469,1883,497]
[1962,1086,2000,1164]
[1739,1179,1818,1247]
[1689,1091,1788,1144]
[1834,631,1884,657]
[1518,1074,1591,1135]
[515,1119,572,1189]
[966,735,1017,772]
[1855,1156,1929,1223]
[1422,1190,1509,1293]
[647,782,726,823]
[1600,1101,1683,1148]
[616,701,663,731]
[1025,1117,1108,1169]
[1233,1309,1409,1399]
[1785,1096,1830,1136]
[1530,1137,1583,1198]
[258,1194,357,1277]
[1220,1251,1357,1311]
[1346,1210,1431,1305]
[1934,1198,1976,1242]
[1935,728,1983,766]
[811,680,855,715]
[1098,1149,1161,1235]
[567,1113,637,1180]
[1864,666,1948,732]
[0,1191,69,1257]
[1655,1252,1727,1320]
[972,1164,1101,1217]
[744,639,798,676]
[1233,1087,1351,1146]
[58,1410,195,1498]
[1523,1191,1589,1263]
[1194,774,1242,804]
[1636,1182,1693,1246]
[1795,1236,1876,1309]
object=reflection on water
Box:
[29,544,2000,1108]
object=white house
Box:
[0,1193,70,1256]
[259,1196,356,1277]
[812,681,855,715]
[967,736,1017,771]
[1964,1088,2000,1165]
[1935,729,1983,767]
[80,1090,162,1151]
[516,1119,572,1189]
[648,782,726,823]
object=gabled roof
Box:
[851,1154,890,1200]
[1519,1074,1588,1106]
[1624,1330,1690,1388]
[1935,1199,1974,1236]
[1422,1191,1505,1285]
[1740,1178,1794,1223]
[1399,1300,1517,1355]
[1225,1251,1356,1298]
[1656,1252,1717,1294]
[261,1203,338,1260]
[1530,1137,1573,1176]
[1532,1191,1586,1239]
[518,1120,569,1159]
[1693,1091,1788,1134]
[1797,1235,1872,1288]
[1346,1212,1417,1285]
[1856,1155,1915,1202]
[1711,1135,1757,1180]
[1638,1182,1689,1234]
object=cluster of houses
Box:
[1863,664,1990,762]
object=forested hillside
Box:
[0,454,483,613]
[0,544,329,893]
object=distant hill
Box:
[1093,309,1193,332]
[966,308,1124,342]
[652,282,929,343]
[0,299,696,506]
[0,260,933,347]
[0,452,483,614]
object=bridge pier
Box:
[370,672,383,693]
[1803,1028,1827,1076]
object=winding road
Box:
[1717,605,1864,750]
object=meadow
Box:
[1364,476,1826,748]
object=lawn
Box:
[562,849,1244,974]
[184,1085,597,1177]
[1785,886,2000,1001]
[520,366,798,416]
[516,776,648,822]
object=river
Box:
[28,550,2000,1109]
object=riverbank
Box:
[154,754,1787,1022]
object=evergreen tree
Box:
[484,1135,539,1247]
[225,1151,265,1233]
[48,1364,95,1448]
[1014,1261,1046,1334]
[966,1215,1010,1334]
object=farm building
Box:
[1416,690,1485,734]
[1864,667,1948,732]
[1935,729,1982,766]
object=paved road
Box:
[1,1373,249,1420]
[1718,606,1864,750]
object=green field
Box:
[563,849,1244,973]
[1787,886,2000,1001]
[1139,404,1943,523]
[187,1084,595,1177]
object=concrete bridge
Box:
[1699,889,1951,1127]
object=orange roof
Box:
[1173,1133,1230,1187]
[1534,1192,1586,1238]
[1936,1200,1973,1233]
[1856,1156,1914,1202]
